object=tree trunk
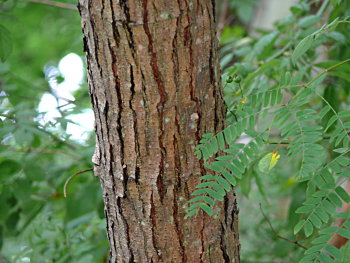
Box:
[78,0,240,262]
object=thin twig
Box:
[23,0,77,10]
[263,140,290,145]
[3,145,82,160]
[37,127,78,150]
[228,109,238,122]
[56,102,74,109]
[307,58,350,87]
[63,168,93,198]
[238,82,244,98]
[259,203,307,250]
[316,0,329,16]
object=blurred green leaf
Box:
[0,24,12,62]
[0,160,21,182]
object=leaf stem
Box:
[316,0,329,16]
[306,58,350,87]
[259,204,307,250]
[238,83,244,98]
[63,168,94,198]
[23,0,77,10]
[263,140,290,145]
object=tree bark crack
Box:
[117,197,135,262]
[129,64,141,184]
[150,191,161,261]
[172,135,185,263]
[142,0,168,202]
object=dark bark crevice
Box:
[142,0,168,202]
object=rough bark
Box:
[78,0,240,262]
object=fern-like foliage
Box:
[186,136,265,218]
[300,217,350,263]
[294,155,350,235]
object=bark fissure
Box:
[108,1,121,48]
[184,0,203,166]
[172,135,186,263]
[220,224,230,263]
[128,65,140,184]
[150,191,161,261]
[105,200,118,259]
[200,215,205,263]
[95,101,107,165]
[139,70,151,156]
[89,22,104,80]
[119,0,138,65]
[110,51,128,185]
[142,0,167,202]
[117,197,135,262]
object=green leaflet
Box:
[292,34,315,64]
[304,220,313,237]
[258,152,280,173]
[297,15,321,29]
[294,219,306,234]
[0,24,12,62]
[186,138,264,217]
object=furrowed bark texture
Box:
[78,0,240,262]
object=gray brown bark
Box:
[78,0,240,262]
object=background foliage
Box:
[0,1,107,262]
[0,0,349,263]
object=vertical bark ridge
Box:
[142,0,168,202]
[78,0,240,262]
[172,135,186,262]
